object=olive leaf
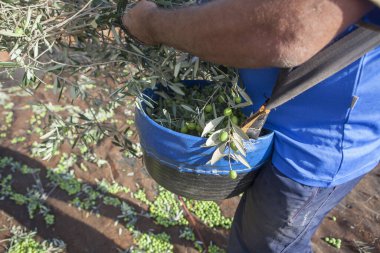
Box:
[34,41,39,58]
[168,83,185,96]
[203,129,223,147]
[181,67,192,80]
[25,7,32,29]
[232,122,249,140]
[181,104,196,114]
[232,153,251,169]
[162,109,171,125]
[212,75,226,81]
[193,57,199,78]
[155,91,170,100]
[0,30,24,37]
[210,142,227,165]
[212,103,217,119]
[40,129,56,140]
[231,134,246,156]
[141,93,156,109]
[199,112,206,128]
[201,116,225,137]
[235,86,253,107]
[174,62,181,78]
[173,82,185,88]
[172,104,177,118]
[0,62,18,68]
[130,44,144,55]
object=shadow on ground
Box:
[0,146,229,253]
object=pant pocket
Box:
[288,187,320,226]
[268,163,321,226]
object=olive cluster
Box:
[324,237,342,249]
[147,188,233,229]
[148,83,247,137]
[7,235,47,253]
[149,188,188,227]
[208,243,226,253]
[6,226,66,252]
[133,189,152,206]
[0,102,14,139]
[97,179,130,195]
[185,200,232,229]
[133,232,173,253]
[147,83,251,179]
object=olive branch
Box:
[1,0,254,174]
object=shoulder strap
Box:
[242,26,380,137]
[267,26,380,110]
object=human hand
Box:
[122,0,160,45]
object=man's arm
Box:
[123,0,374,68]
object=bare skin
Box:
[122,0,374,68]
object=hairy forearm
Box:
[127,0,372,68]
[147,0,287,67]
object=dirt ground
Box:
[0,81,379,253]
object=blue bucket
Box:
[135,81,274,200]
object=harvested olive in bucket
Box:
[135,80,275,200]
[145,81,256,169]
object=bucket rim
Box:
[136,97,274,143]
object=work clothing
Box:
[240,8,380,187]
[228,7,380,253]
[228,163,364,252]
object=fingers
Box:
[121,0,159,45]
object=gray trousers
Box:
[228,163,363,253]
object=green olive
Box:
[205,104,213,113]
[219,131,229,142]
[231,115,239,125]
[223,108,233,117]
[186,122,196,130]
[229,170,237,180]
[230,142,238,151]
[180,126,188,134]
[234,96,242,104]
[218,95,225,103]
